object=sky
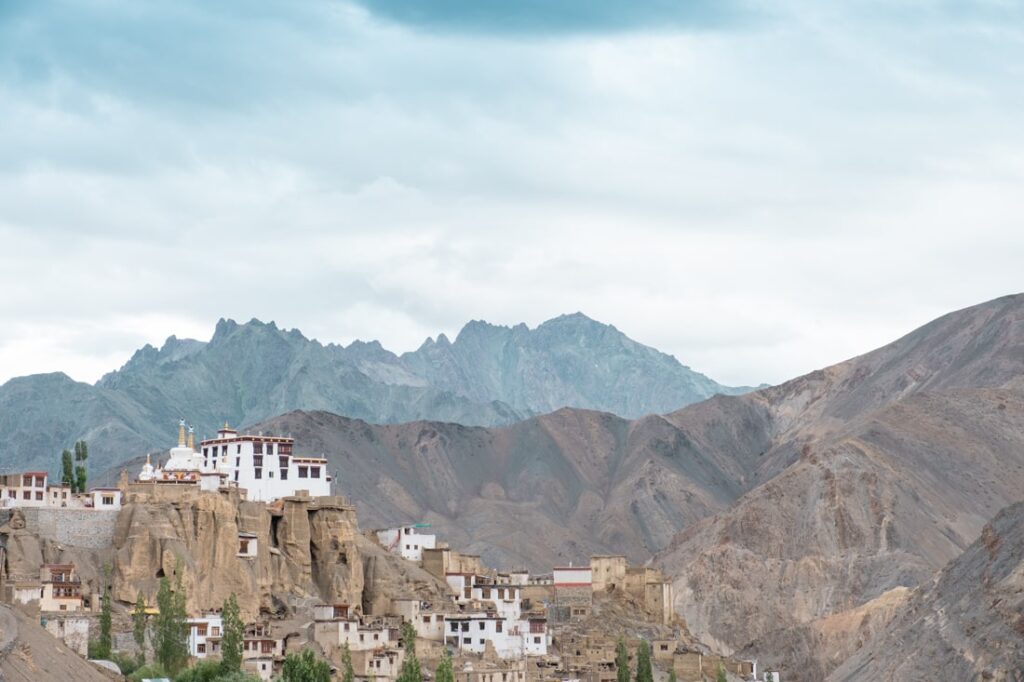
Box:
[1,0,1023,388]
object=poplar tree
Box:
[342,642,356,682]
[668,670,677,682]
[74,440,88,493]
[434,648,453,682]
[716,664,728,682]
[155,562,189,676]
[133,591,148,662]
[221,593,244,675]
[60,449,74,489]
[97,581,112,659]
[634,640,653,682]
[615,637,630,682]
[396,621,422,682]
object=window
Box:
[102,495,114,505]
[235,457,240,467]
[254,442,263,454]
[262,641,274,654]
[534,637,541,644]
[22,491,30,500]
[463,637,471,645]
[495,620,503,633]
[254,469,262,479]
[203,447,209,457]
[298,466,308,478]
[237,444,241,454]
[451,623,458,632]
[311,467,320,478]
[22,476,31,486]
[60,604,67,611]
[266,444,274,455]
[660,645,668,651]
[7,491,13,498]
[35,491,43,500]
[478,622,485,630]
[478,639,485,645]
[212,626,220,636]
[280,469,288,480]
[279,455,289,468]
[197,643,206,654]
[269,470,274,478]
[36,476,45,486]
[234,472,239,481]
[240,539,250,554]
[253,455,263,467]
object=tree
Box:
[615,637,630,682]
[716,664,728,682]
[341,642,356,682]
[280,648,331,682]
[764,674,775,682]
[634,640,653,682]
[220,593,244,675]
[74,439,88,493]
[668,670,677,682]
[154,561,189,676]
[60,449,74,489]
[434,648,453,682]
[133,591,148,661]
[396,621,422,682]
[96,580,113,659]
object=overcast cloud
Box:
[1,0,1023,388]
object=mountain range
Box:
[7,294,1024,680]
[0,313,750,474]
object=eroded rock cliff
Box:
[111,491,363,620]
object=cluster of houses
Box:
[0,471,122,510]
[0,424,781,682]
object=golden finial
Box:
[187,425,195,451]
[178,419,186,447]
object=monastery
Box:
[138,419,331,502]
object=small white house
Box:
[187,614,224,658]
[90,488,122,510]
[376,524,437,562]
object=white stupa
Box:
[138,419,205,484]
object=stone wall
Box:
[17,508,119,549]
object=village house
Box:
[453,658,528,682]
[243,622,284,681]
[392,598,448,642]
[375,524,437,562]
[39,564,84,612]
[187,613,224,658]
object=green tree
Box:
[634,640,652,682]
[220,593,244,675]
[434,648,453,682]
[60,449,74,489]
[154,561,189,676]
[96,580,113,659]
[279,648,331,682]
[396,621,422,682]
[73,440,88,493]
[341,642,356,682]
[133,591,148,661]
[764,674,775,682]
[668,670,677,682]
[615,637,630,682]
[716,664,728,682]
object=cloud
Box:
[0,0,1022,389]
[349,0,752,34]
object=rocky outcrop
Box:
[829,502,1024,681]
[111,492,362,620]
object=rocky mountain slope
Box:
[653,294,1024,678]
[828,501,1024,681]
[0,314,748,474]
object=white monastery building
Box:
[138,420,331,502]
[376,524,437,561]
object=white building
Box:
[552,566,592,588]
[188,614,224,658]
[444,614,548,659]
[138,420,332,503]
[89,487,122,510]
[392,598,446,642]
[376,524,437,562]
[0,472,49,507]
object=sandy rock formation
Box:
[111,492,362,619]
